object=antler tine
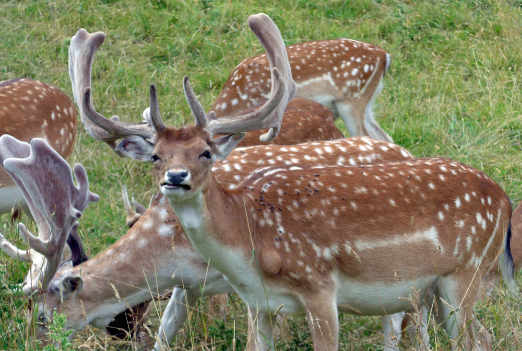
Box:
[121,185,146,228]
[206,13,296,141]
[149,85,166,134]
[183,77,208,129]
[1,137,98,293]
[0,134,30,164]
[0,232,31,262]
[0,136,35,263]
[68,28,154,146]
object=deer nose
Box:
[165,170,189,185]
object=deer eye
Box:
[199,150,212,159]
[151,154,161,162]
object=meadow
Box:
[0,0,520,350]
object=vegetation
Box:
[0,0,520,350]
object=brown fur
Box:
[155,122,510,350]
[41,135,413,337]
[212,39,388,121]
[238,98,344,146]
[0,78,76,187]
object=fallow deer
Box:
[0,79,88,293]
[211,34,392,141]
[0,135,415,350]
[63,18,415,350]
[70,14,517,350]
[0,78,78,214]
[158,78,516,351]
[0,135,98,301]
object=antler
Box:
[121,185,146,228]
[182,13,296,142]
[0,135,99,294]
[68,29,155,150]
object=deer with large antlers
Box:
[68,14,516,351]
[0,78,78,215]
[0,135,98,300]
[64,17,415,350]
[157,81,516,351]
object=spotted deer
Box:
[64,18,418,350]
[161,83,517,351]
[0,78,77,214]
[0,135,415,349]
[211,35,392,141]
[71,14,516,351]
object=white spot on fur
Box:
[143,218,154,230]
[158,224,174,237]
[137,238,148,248]
[455,197,461,208]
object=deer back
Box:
[211,39,389,118]
[0,78,77,189]
[226,158,512,286]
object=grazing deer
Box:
[211,34,392,141]
[0,135,414,349]
[71,14,516,351]
[64,20,414,350]
[0,135,98,301]
[0,78,78,215]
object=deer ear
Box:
[212,133,245,160]
[62,275,83,294]
[51,274,83,301]
[114,136,155,161]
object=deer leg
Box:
[334,78,392,142]
[153,287,198,351]
[471,317,492,351]
[362,79,393,142]
[405,305,431,350]
[363,101,393,142]
[436,272,487,351]
[382,312,405,351]
[301,291,339,351]
[246,307,275,351]
[334,102,363,138]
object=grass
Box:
[0,0,520,350]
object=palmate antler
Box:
[198,13,296,141]
[69,13,295,145]
[0,135,98,294]
[68,29,154,150]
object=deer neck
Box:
[166,175,255,283]
[65,194,227,328]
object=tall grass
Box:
[0,0,520,350]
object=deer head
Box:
[68,13,295,164]
[0,135,98,336]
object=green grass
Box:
[0,0,520,350]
